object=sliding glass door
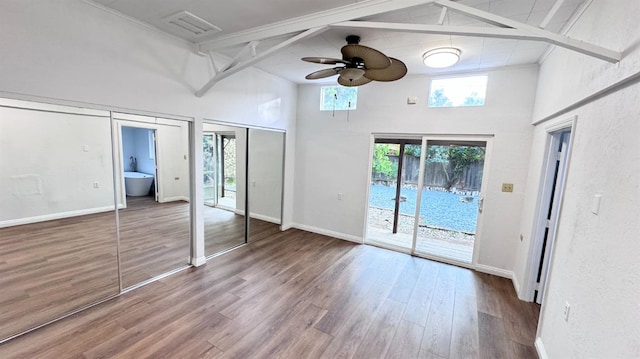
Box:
[366,139,422,252]
[366,136,489,264]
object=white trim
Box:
[0,98,109,117]
[523,116,576,302]
[435,0,619,62]
[197,0,437,51]
[249,213,281,225]
[293,223,364,244]
[0,206,115,228]
[280,222,295,231]
[474,264,513,279]
[511,271,522,297]
[535,337,549,359]
[190,256,207,267]
[159,196,190,203]
[0,91,194,123]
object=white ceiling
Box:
[93,0,588,84]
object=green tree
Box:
[428,88,452,107]
[372,144,397,179]
[427,145,484,190]
[463,91,484,106]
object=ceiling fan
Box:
[302,35,407,87]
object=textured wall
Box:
[516,1,640,357]
[294,66,538,273]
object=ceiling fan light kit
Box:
[302,35,407,87]
[422,47,461,68]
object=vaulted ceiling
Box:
[91,0,619,95]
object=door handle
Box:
[478,196,484,213]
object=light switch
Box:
[83,145,89,152]
[407,96,417,104]
[591,194,601,215]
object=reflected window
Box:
[320,86,357,111]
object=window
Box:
[320,86,357,111]
[428,75,488,108]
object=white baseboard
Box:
[280,222,294,231]
[0,206,115,228]
[535,337,548,359]
[511,272,522,298]
[292,223,363,244]
[475,264,514,279]
[248,213,280,224]
[160,196,189,203]
[190,256,207,267]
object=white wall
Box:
[0,104,114,225]
[515,1,640,358]
[294,66,538,272]
[248,129,285,223]
[0,0,298,226]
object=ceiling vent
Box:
[162,11,221,37]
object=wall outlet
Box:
[93,182,100,188]
[83,145,90,152]
[563,301,571,321]
[337,192,343,200]
[502,183,514,192]
[407,96,418,104]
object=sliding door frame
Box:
[365,133,494,269]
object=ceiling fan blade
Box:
[305,68,341,80]
[364,58,408,82]
[301,57,351,65]
[337,75,373,87]
[341,44,391,70]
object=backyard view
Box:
[368,141,485,262]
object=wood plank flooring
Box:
[0,229,540,358]
[0,196,278,341]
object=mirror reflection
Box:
[0,103,119,339]
[203,123,247,256]
[113,114,191,288]
[248,129,284,242]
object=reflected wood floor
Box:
[0,229,540,358]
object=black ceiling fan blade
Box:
[364,58,408,82]
[305,68,341,80]
[301,57,351,65]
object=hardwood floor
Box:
[0,211,120,340]
[120,196,190,288]
[0,229,540,358]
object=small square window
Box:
[428,75,488,108]
[320,86,357,111]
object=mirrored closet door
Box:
[113,113,192,288]
[247,128,284,242]
[203,123,248,256]
[0,100,120,340]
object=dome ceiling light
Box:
[422,47,461,68]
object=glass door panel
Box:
[366,140,422,252]
[203,123,247,257]
[414,140,486,263]
[203,134,215,206]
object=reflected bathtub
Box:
[124,172,154,196]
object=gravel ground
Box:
[367,206,474,246]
